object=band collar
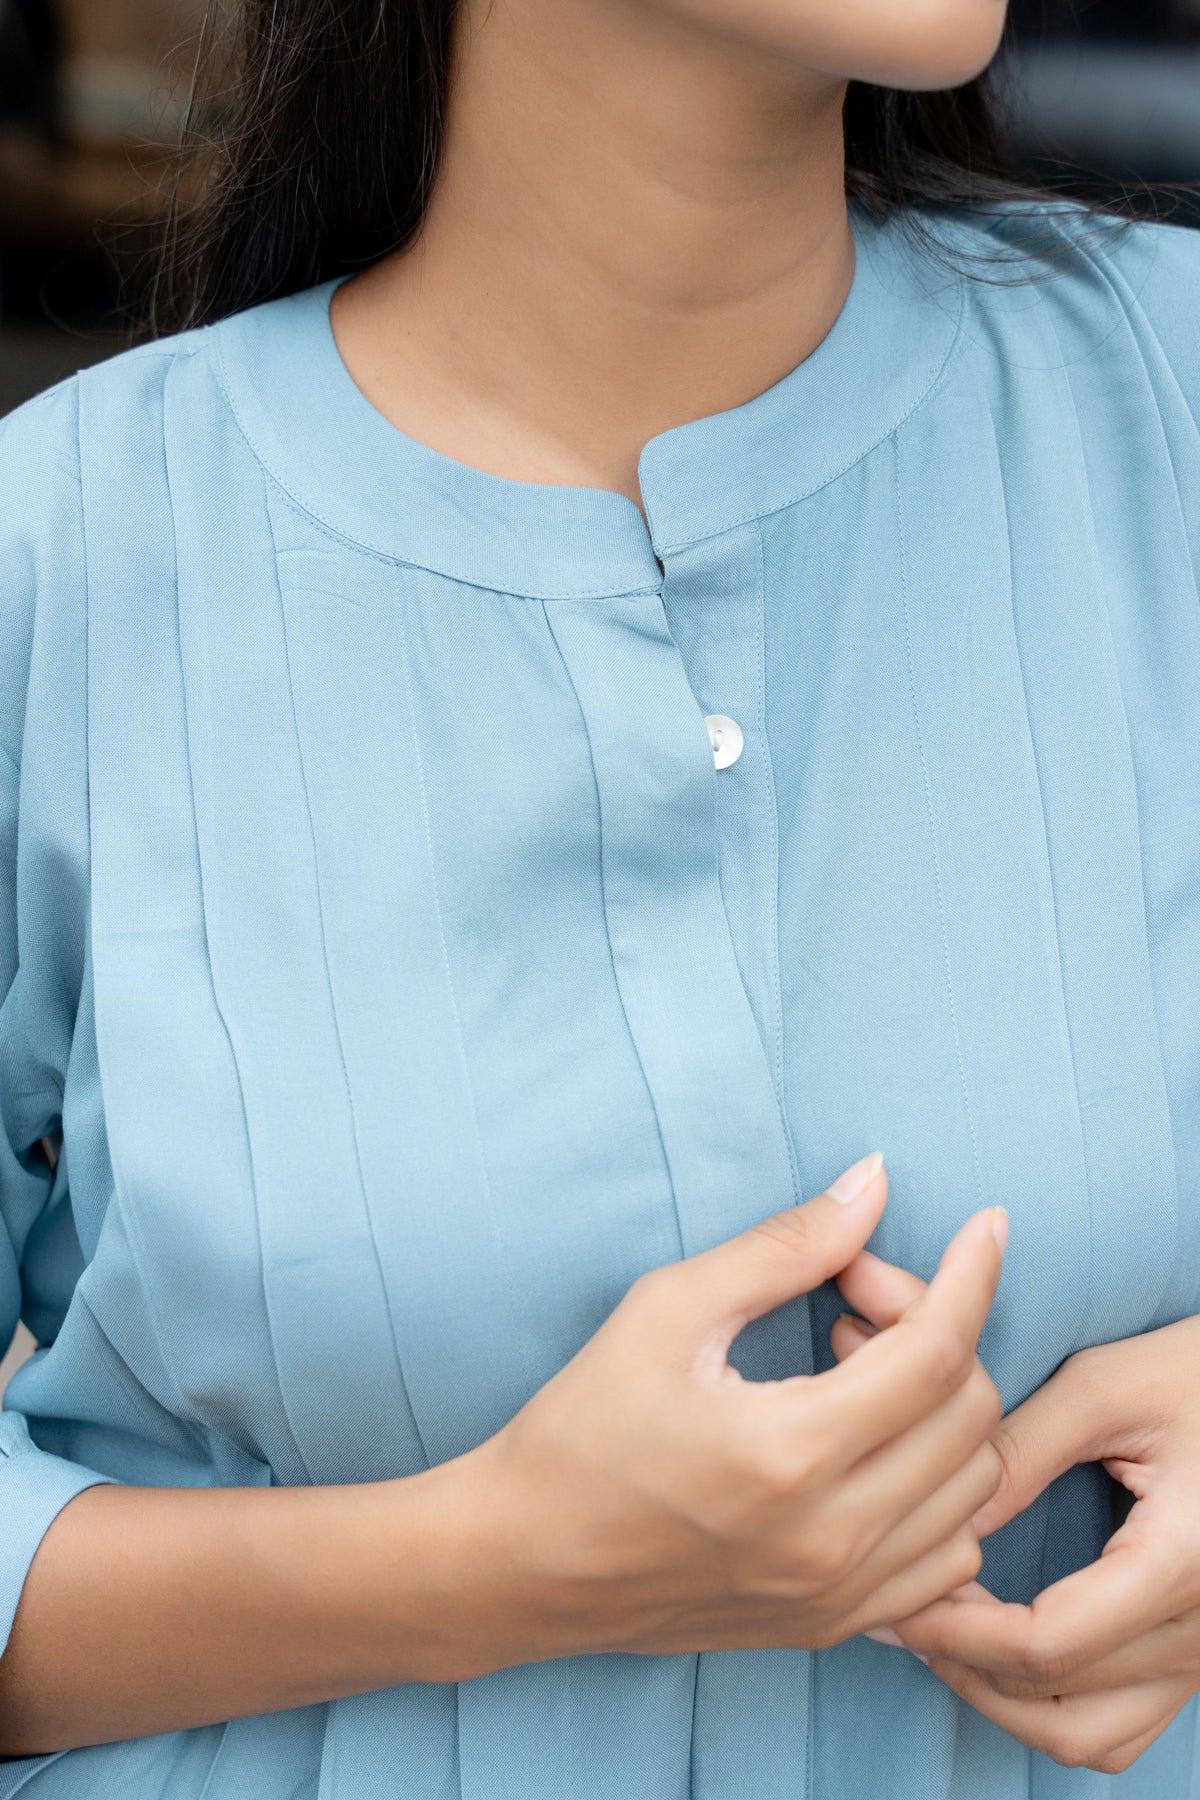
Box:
[212,199,964,601]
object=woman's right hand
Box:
[466,1153,1007,1672]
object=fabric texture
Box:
[2,197,1200,1797]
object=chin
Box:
[669,0,1010,91]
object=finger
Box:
[656,1152,888,1352]
[829,1312,876,1360]
[836,1249,926,1329]
[839,1446,998,1611]
[888,1537,1174,1683]
[846,1529,985,1642]
[830,1246,928,1363]
[774,1206,1008,1466]
[836,1366,1002,1550]
[970,1352,1128,1539]
[924,1659,1189,1773]
[979,1609,1200,1699]
[1100,1703,1197,1777]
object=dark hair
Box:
[132,1,1144,345]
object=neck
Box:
[330,0,854,510]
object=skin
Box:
[833,1264,1200,1772]
[0,1163,1009,1753]
[329,0,1010,509]
[2,0,1034,1760]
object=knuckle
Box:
[1047,1731,1103,1771]
[782,1442,833,1496]
[969,1368,1004,1434]
[818,1537,860,1588]
[624,1261,701,1326]
[1014,1663,1057,1692]
[950,1532,984,1589]
[988,1418,1029,1496]
[734,1421,830,1501]
[750,1208,821,1261]
[1150,1521,1200,1592]
[1022,1635,1074,1689]
[1061,1344,1110,1406]
[994,1665,1065,1701]
[754,1446,810,1501]
[624,1265,673,1311]
[796,1594,848,1649]
[924,1321,974,1393]
[802,1529,859,1589]
[969,1439,1005,1506]
[1095,1746,1140,1776]
[796,1428,842,1489]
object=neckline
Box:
[212,199,965,600]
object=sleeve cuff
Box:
[0,1416,120,1657]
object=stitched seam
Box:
[0,1442,113,1479]
[73,372,89,1126]
[269,465,662,602]
[268,495,431,1470]
[983,397,1087,1615]
[893,436,984,1212]
[541,601,687,1265]
[194,1722,235,1800]
[0,1444,40,1468]
[657,275,967,558]
[754,519,801,1204]
[983,392,1094,1359]
[79,361,231,1450]
[158,369,312,1476]
[209,286,967,586]
[1048,296,1184,1332]
[389,563,536,1391]
[210,332,662,603]
[3,394,88,1110]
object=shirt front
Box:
[2,197,1200,1800]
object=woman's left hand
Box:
[831,1255,1200,1775]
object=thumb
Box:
[673,1152,888,1341]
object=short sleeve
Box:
[0,380,120,1660]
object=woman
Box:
[1,0,1199,1793]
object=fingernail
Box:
[991,1208,1009,1253]
[835,1312,878,1340]
[827,1151,884,1205]
[866,1628,930,1667]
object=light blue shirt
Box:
[2,197,1200,1799]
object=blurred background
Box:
[0,0,211,414]
[1,1,1199,1394]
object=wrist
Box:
[360,1438,565,1685]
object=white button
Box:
[704,714,743,770]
